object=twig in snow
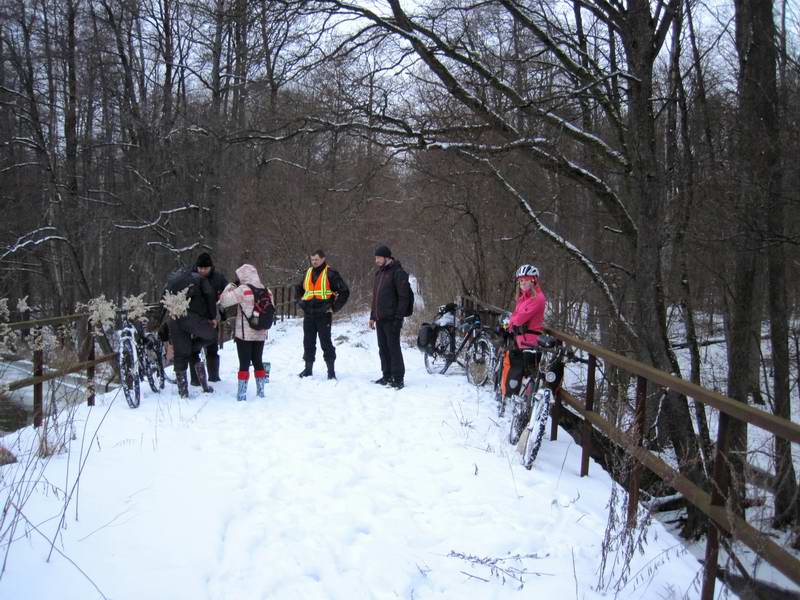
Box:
[460,570,490,582]
[556,441,573,490]
[571,547,579,599]
[448,550,552,590]
[10,503,109,600]
[506,453,521,499]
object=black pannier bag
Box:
[502,349,539,396]
[417,322,435,352]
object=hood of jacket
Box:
[235,264,264,288]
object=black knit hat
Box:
[374,245,392,258]
[196,252,213,268]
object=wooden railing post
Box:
[32,326,43,428]
[580,353,597,476]
[627,376,647,528]
[86,321,96,407]
[701,411,732,600]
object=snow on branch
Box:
[382,1,629,168]
[0,161,45,174]
[0,227,68,262]
[147,241,208,255]
[460,150,638,343]
[114,204,211,231]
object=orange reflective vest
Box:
[302,265,333,301]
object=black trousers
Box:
[236,339,264,372]
[168,314,217,371]
[376,318,404,380]
[191,339,219,365]
[303,313,335,363]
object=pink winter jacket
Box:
[509,286,546,349]
[218,264,271,342]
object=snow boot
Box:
[194,360,214,393]
[391,377,404,390]
[298,361,313,378]
[255,370,266,398]
[263,362,271,383]
[175,369,189,398]
[237,371,249,401]
[206,354,221,382]
[374,376,391,385]
[325,359,336,380]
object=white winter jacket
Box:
[218,264,271,342]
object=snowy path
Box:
[1,316,709,599]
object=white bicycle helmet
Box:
[514,264,539,279]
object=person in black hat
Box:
[160,267,217,397]
[369,244,412,389]
[192,252,228,383]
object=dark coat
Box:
[165,269,217,320]
[193,266,229,320]
[370,259,411,321]
[295,263,350,317]
[193,266,228,297]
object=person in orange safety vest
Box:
[294,249,349,379]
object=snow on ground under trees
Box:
[1,315,719,599]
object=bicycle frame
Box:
[437,314,486,374]
[118,313,140,373]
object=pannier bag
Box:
[417,322,435,352]
[500,349,539,397]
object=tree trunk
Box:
[623,0,706,536]
[64,0,79,198]
[769,0,797,530]
[729,0,781,516]
[161,0,174,132]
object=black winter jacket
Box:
[193,266,228,298]
[164,269,216,320]
[295,263,350,316]
[370,260,411,321]
[193,266,229,319]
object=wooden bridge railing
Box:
[2,287,299,428]
[459,294,800,599]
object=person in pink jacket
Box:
[219,264,272,401]
[509,264,546,349]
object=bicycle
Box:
[516,335,572,469]
[138,328,166,394]
[117,310,141,408]
[492,312,515,417]
[504,332,581,470]
[421,304,495,386]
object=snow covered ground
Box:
[1,315,721,599]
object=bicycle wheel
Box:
[508,390,531,445]
[151,337,167,390]
[143,335,166,392]
[424,327,453,375]
[119,338,141,408]
[522,389,552,469]
[465,336,494,386]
